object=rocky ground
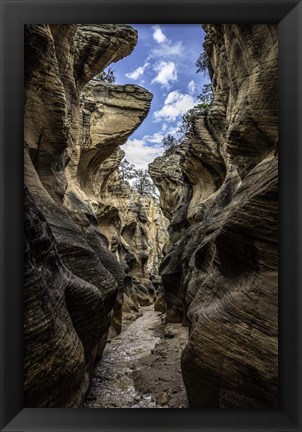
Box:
[84,305,189,408]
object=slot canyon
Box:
[24,24,278,408]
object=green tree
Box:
[119,159,136,181]
[132,169,158,197]
[162,134,178,153]
[94,67,116,84]
[180,103,210,135]
[195,51,210,75]
[197,83,213,105]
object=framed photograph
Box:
[1,0,301,431]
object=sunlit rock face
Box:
[75,80,167,324]
[24,24,158,407]
[91,147,169,324]
[149,24,278,408]
[149,153,185,222]
[96,150,168,279]
[75,80,153,196]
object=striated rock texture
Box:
[149,24,278,408]
[77,80,153,195]
[24,24,158,407]
[24,185,109,407]
[96,149,168,319]
[76,80,167,325]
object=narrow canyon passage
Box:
[23,24,278,410]
[84,305,189,408]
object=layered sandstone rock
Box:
[75,80,153,196]
[75,80,167,323]
[24,185,108,407]
[92,148,169,322]
[24,22,277,410]
[24,24,158,407]
[149,153,185,222]
[149,24,278,408]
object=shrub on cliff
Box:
[197,83,213,105]
[178,104,207,137]
[94,67,116,84]
[162,134,178,154]
[161,83,213,154]
[195,51,210,75]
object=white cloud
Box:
[160,120,183,139]
[143,132,164,144]
[125,61,150,80]
[150,41,183,58]
[188,80,196,95]
[166,121,183,137]
[122,136,164,170]
[151,61,177,87]
[164,91,182,105]
[150,26,183,59]
[152,25,167,44]
[153,90,196,122]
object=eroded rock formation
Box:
[77,81,168,325]
[149,24,278,408]
[94,149,168,320]
[24,24,166,407]
[24,22,278,410]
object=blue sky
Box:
[109,24,208,169]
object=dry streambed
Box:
[84,305,189,408]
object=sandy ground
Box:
[84,305,189,408]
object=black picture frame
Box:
[1,0,301,431]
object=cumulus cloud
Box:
[150,41,183,58]
[188,80,196,95]
[150,25,183,59]
[153,90,195,122]
[151,61,177,87]
[126,61,150,80]
[123,136,164,170]
[143,132,164,144]
[152,25,167,44]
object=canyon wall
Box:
[93,148,168,323]
[149,24,278,408]
[79,82,168,324]
[24,24,166,407]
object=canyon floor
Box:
[84,305,189,408]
